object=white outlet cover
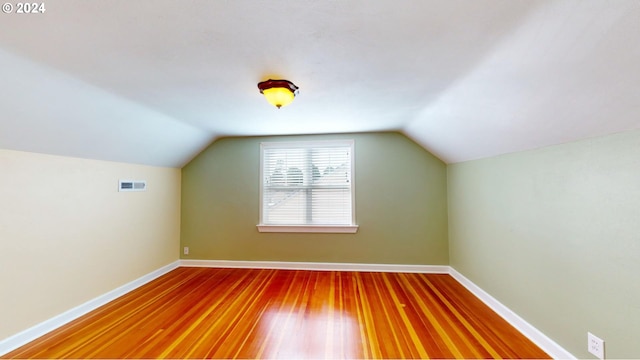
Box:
[588,332,605,359]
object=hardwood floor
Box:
[3,267,549,359]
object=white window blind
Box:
[259,140,356,232]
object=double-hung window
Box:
[258,139,358,233]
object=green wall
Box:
[448,130,640,359]
[181,132,448,265]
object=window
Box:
[258,140,358,233]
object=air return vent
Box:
[119,180,147,192]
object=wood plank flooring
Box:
[3,267,549,359]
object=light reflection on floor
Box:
[259,305,359,359]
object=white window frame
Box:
[257,139,358,233]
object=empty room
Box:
[1,1,638,359]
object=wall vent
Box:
[119,180,147,192]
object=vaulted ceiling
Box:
[1,0,639,167]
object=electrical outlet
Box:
[183,246,189,255]
[588,332,605,359]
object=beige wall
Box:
[448,130,640,358]
[0,149,181,340]
[181,132,449,265]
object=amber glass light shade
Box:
[257,79,299,108]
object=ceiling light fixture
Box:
[257,79,299,109]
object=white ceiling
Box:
[1,0,639,167]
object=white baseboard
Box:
[0,260,180,356]
[449,267,575,360]
[180,259,450,273]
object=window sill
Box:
[257,225,359,233]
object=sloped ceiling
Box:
[1,0,639,167]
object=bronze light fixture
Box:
[257,79,299,109]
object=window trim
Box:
[257,139,357,233]
[257,224,359,233]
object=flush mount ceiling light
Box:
[257,79,299,109]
